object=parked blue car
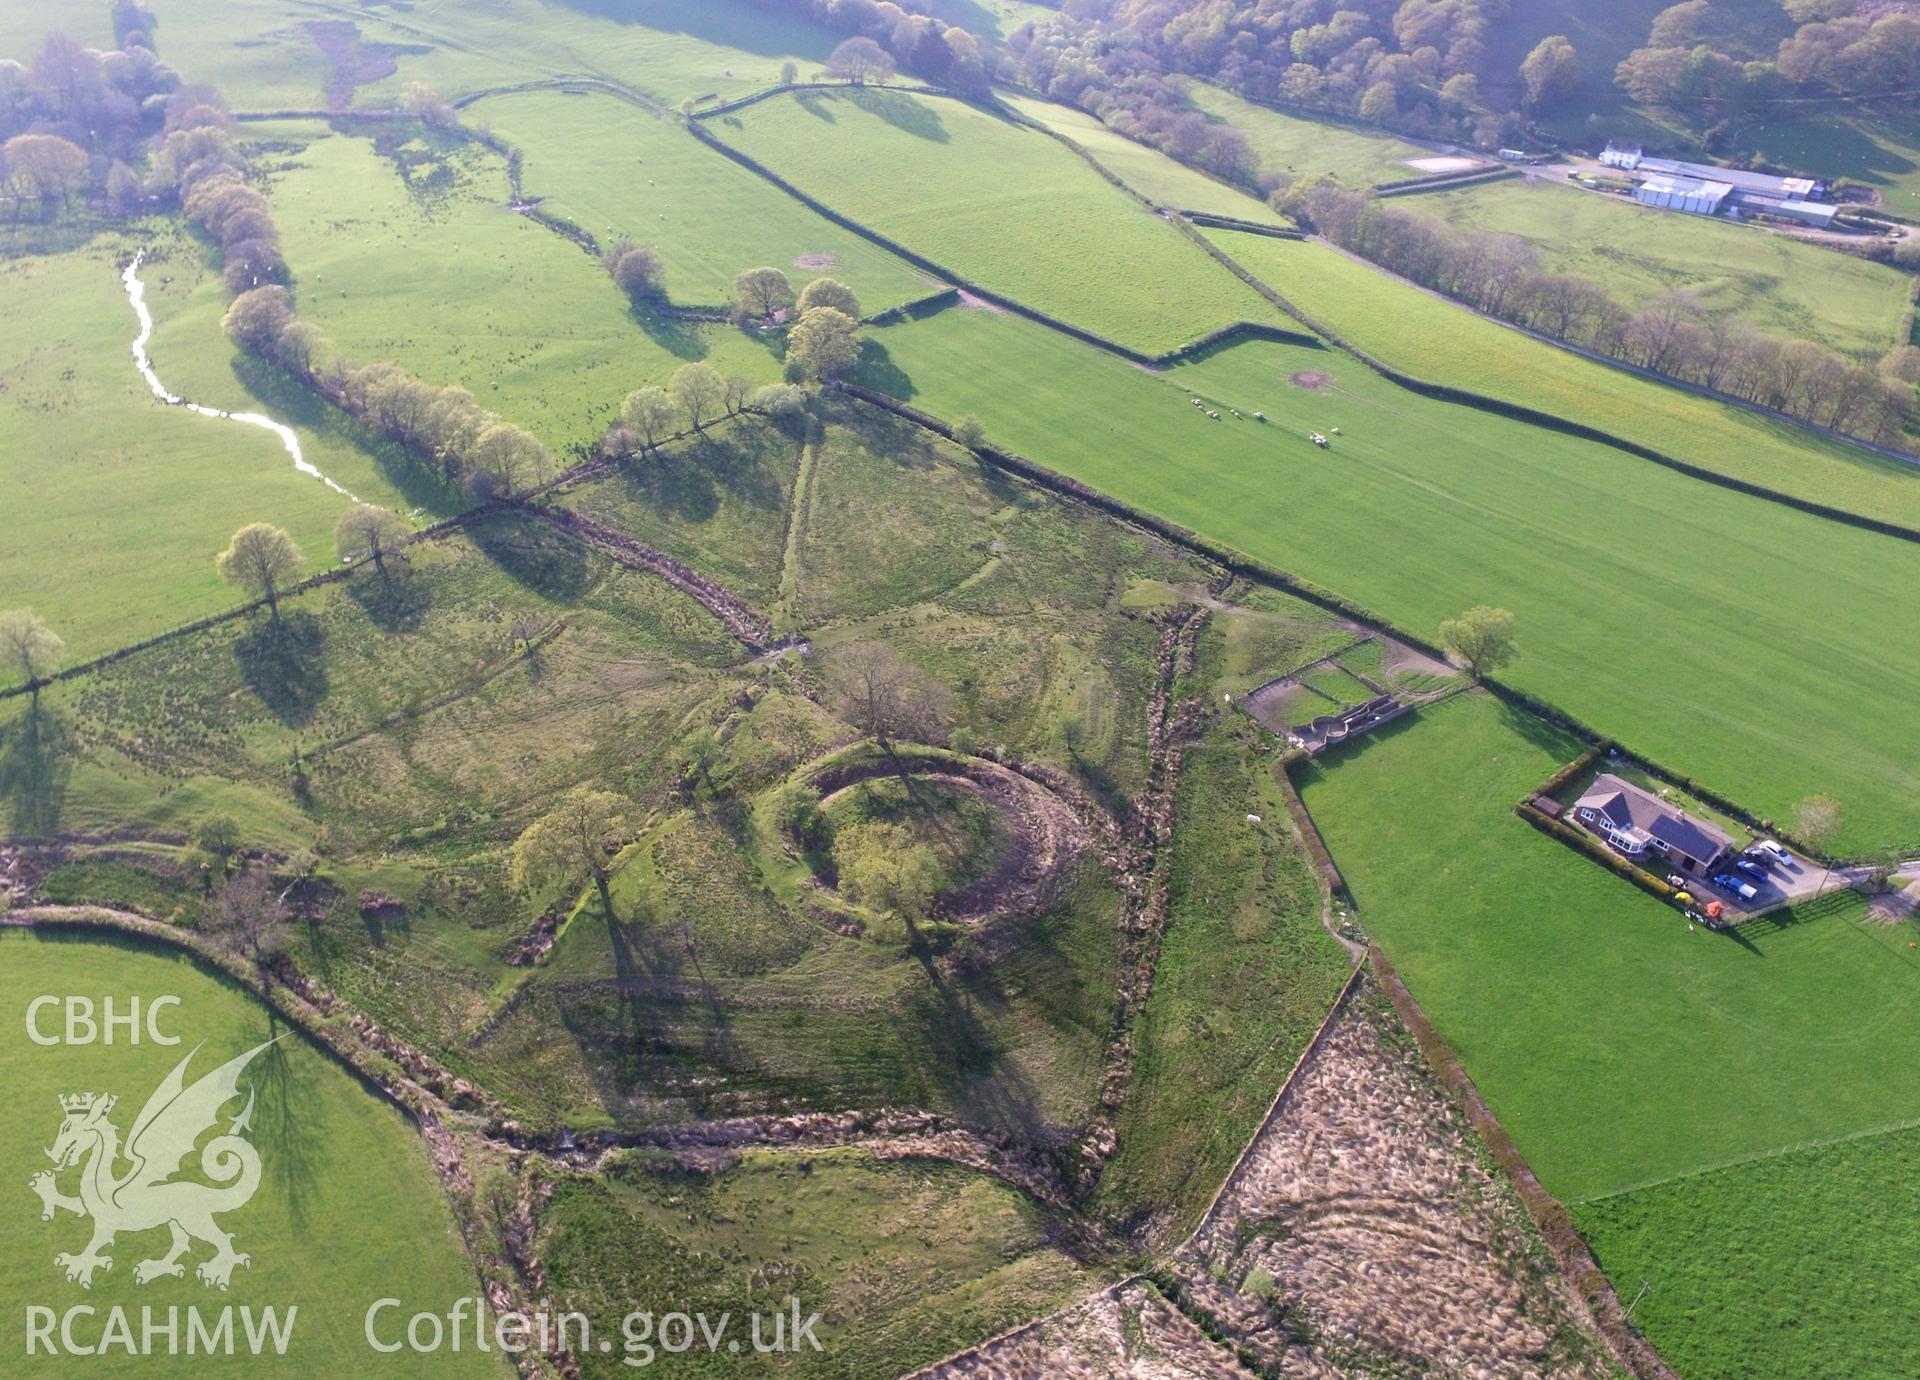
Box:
[1733,857,1770,884]
[1713,872,1759,902]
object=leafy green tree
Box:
[0,609,63,698]
[784,306,862,382]
[334,505,410,582]
[794,276,860,319]
[780,60,799,86]
[619,385,682,453]
[193,812,241,861]
[733,266,795,325]
[1521,35,1580,110]
[602,239,665,302]
[670,362,727,432]
[952,414,986,450]
[509,787,633,918]
[1438,605,1516,678]
[222,285,295,355]
[825,36,894,85]
[216,522,303,620]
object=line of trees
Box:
[1283,178,1916,446]
[742,0,988,93]
[1005,0,1541,182]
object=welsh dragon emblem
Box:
[29,1039,279,1290]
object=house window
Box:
[1650,839,1669,852]
[1578,808,1594,822]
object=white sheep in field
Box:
[1230,409,1241,418]
[1253,411,1266,420]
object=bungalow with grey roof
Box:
[1571,773,1735,877]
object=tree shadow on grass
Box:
[242,1012,328,1233]
[850,338,914,399]
[342,569,429,633]
[467,510,594,601]
[629,303,708,362]
[848,87,949,143]
[234,612,330,728]
[0,702,70,838]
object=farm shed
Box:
[1636,157,1822,201]
[1634,174,1732,217]
[1571,773,1735,877]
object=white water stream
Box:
[121,251,361,502]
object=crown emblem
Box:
[58,1093,97,1113]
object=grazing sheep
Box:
[1253,411,1266,420]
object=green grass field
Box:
[470,87,928,311]
[1206,230,1920,532]
[1184,83,1440,189]
[0,230,413,667]
[709,87,1276,353]
[856,303,1920,850]
[1000,94,1291,226]
[1415,177,1910,359]
[262,122,777,452]
[1574,1124,1920,1380]
[1294,691,1920,1200]
[0,928,497,1376]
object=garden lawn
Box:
[709,87,1276,353]
[1574,1123,1920,1380]
[263,124,778,453]
[1206,230,1920,532]
[0,927,499,1377]
[857,305,1920,850]
[1001,94,1291,226]
[1185,83,1439,189]
[0,235,405,668]
[1415,177,1909,359]
[1294,691,1920,1201]
[470,88,927,312]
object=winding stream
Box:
[122,251,361,502]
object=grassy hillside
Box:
[472,87,928,311]
[710,87,1276,353]
[1000,93,1292,226]
[1185,82,1440,188]
[1207,230,1920,529]
[858,304,1920,850]
[1415,177,1910,360]
[0,928,498,1377]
